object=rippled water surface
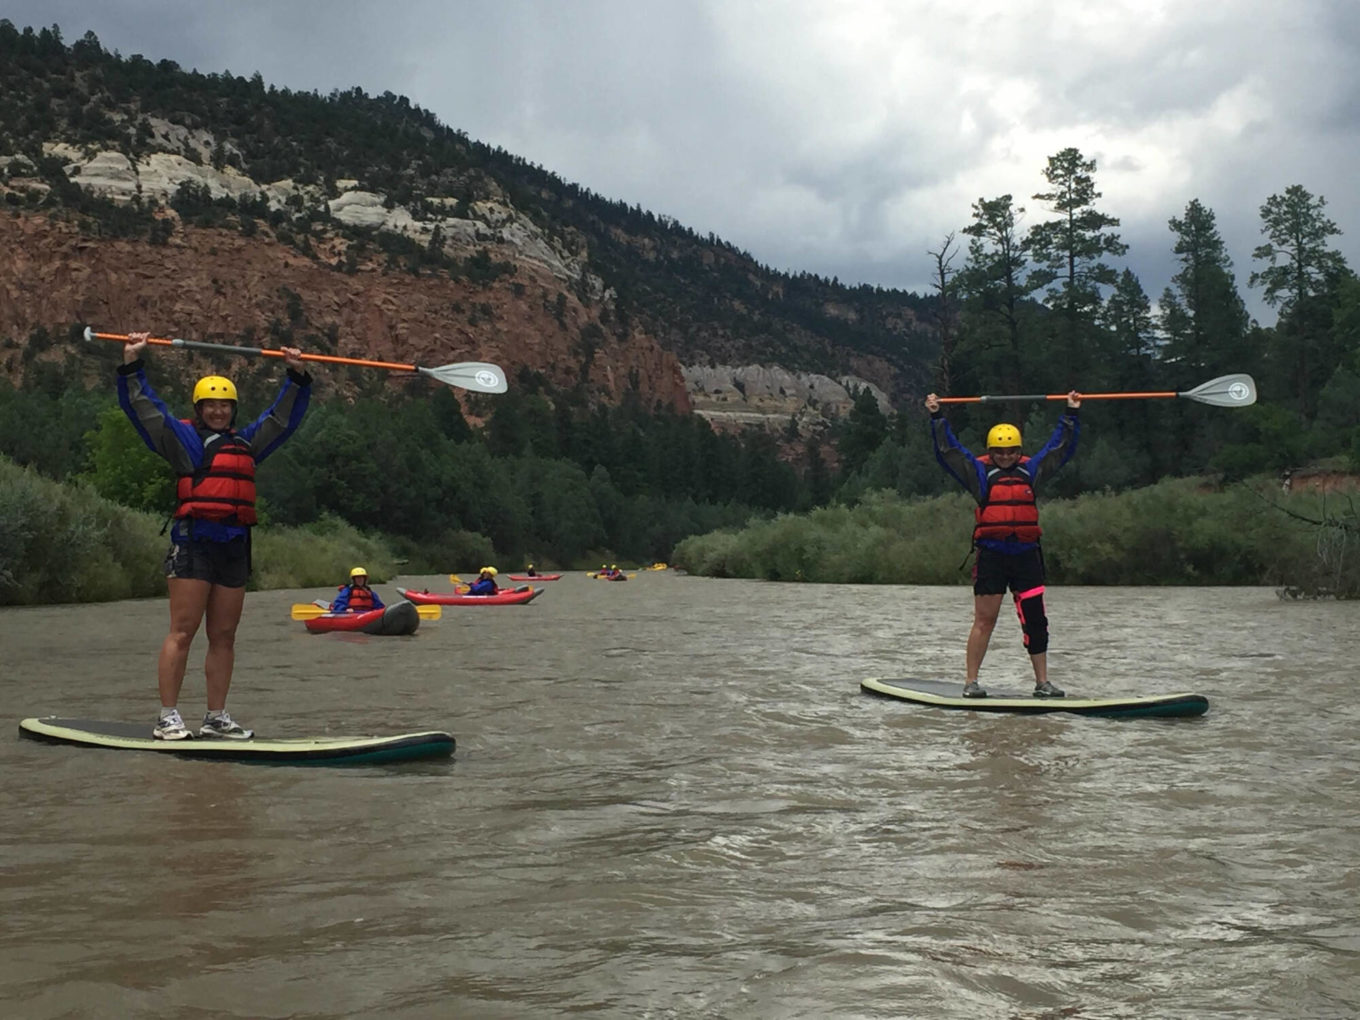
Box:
[2,575,1357,1018]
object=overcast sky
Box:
[9,0,1360,324]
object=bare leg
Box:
[1030,651,1047,686]
[966,594,1003,682]
[159,578,211,707]
[203,584,246,712]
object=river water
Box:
[1,574,1357,1019]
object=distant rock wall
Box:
[683,364,890,435]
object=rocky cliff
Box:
[2,94,919,434]
[0,206,690,411]
[684,363,890,435]
[3,140,902,431]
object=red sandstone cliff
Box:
[0,212,692,411]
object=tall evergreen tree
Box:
[1249,185,1351,415]
[838,388,889,477]
[1025,147,1128,383]
[1159,198,1251,379]
[957,194,1034,394]
[1104,269,1156,374]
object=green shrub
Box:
[676,475,1359,593]
[0,457,407,604]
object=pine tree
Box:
[1026,148,1128,381]
[1250,185,1351,415]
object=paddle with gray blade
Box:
[935,373,1257,407]
[84,328,508,394]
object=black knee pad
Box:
[1013,586,1048,655]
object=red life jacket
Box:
[973,456,1041,544]
[339,584,376,611]
[174,428,258,525]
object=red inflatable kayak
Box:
[507,573,560,581]
[304,601,421,635]
[398,586,542,606]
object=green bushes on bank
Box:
[249,513,403,591]
[0,457,165,604]
[673,477,1357,592]
[0,457,404,605]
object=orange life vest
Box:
[972,456,1041,544]
[174,430,258,525]
[338,585,377,611]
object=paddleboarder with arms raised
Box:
[925,389,1081,699]
[118,331,311,739]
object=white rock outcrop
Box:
[44,139,590,287]
[683,363,890,434]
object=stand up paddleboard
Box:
[861,678,1208,719]
[18,718,455,765]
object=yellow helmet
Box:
[193,375,238,403]
[986,423,1022,449]
[481,566,497,576]
[350,566,368,578]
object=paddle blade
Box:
[420,362,508,393]
[290,603,439,620]
[1181,373,1257,407]
[448,574,462,583]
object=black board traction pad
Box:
[861,678,1209,719]
[18,717,455,765]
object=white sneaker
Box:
[199,711,254,739]
[154,709,192,740]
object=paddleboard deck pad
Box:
[861,678,1208,719]
[18,718,455,764]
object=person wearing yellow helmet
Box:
[467,566,500,596]
[924,389,1082,699]
[117,330,312,740]
[332,566,385,614]
[525,562,538,577]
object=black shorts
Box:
[972,546,1045,597]
[163,537,250,588]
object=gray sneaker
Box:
[1033,680,1066,698]
[199,711,254,739]
[962,681,988,698]
[154,709,192,740]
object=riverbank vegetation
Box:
[672,476,1360,597]
[0,456,404,605]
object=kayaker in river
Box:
[332,567,385,613]
[924,389,1081,700]
[467,566,500,595]
[118,332,311,739]
[525,563,539,577]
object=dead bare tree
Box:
[928,233,960,395]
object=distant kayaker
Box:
[118,331,311,740]
[525,563,539,577]
[332,567,385,613]
[467,566,500,595]
[925,390,1081,700]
